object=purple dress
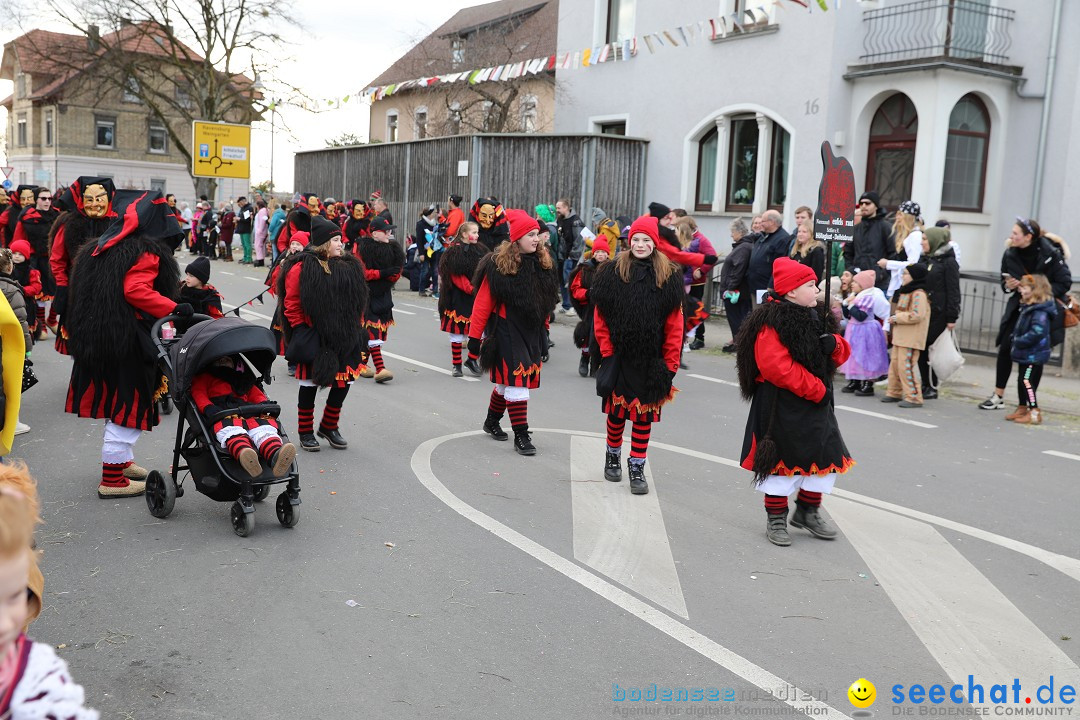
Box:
[839,293,889,380]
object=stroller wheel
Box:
[276,492,299,528]
[159,396,173,415]
[230,502,255,537]
[253,484,271,502]
[145,470,176,518]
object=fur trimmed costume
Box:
[438,241,489,335]
[12,206,58,300]
[356,237,405,341]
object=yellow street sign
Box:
[191,121,251,179]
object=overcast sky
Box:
[0,0,488,193]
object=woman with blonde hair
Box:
[789,219,825,283]
[878,200,923,298]
[467,210,560,456]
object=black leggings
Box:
[297,385,351,411]
[688,284,705,341]
[995,335,1015,390]
[1018,363,1043,407]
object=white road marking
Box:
[220,271,235,275]
[687,373,739,387]
[570,436,688,619]
[833,488,1080,583]
[381,351,479,381]
[1043,450,1080,462]
[243,276,261,281]
[223,304,274,322]
[411,429,853,720]
[394,309,416,316]
[827,496,1079,708]
[835,404,937,428]
[396,302,431,311]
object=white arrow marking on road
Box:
[1043,450,1080,462]
[570,436,688,619]
[827,496,1080,707]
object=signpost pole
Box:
[812,141,856,321]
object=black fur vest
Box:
[357,238,405,296]
[51,212,113,272]
[66,235,180,368]
[474,252,560,329]
[590,259,683,359]
[438,242,488,312]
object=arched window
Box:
[942,94,990,212]
[695,126,718,212]
[866,93,917,211]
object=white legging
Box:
[102,421,141,464]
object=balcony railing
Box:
[859,0,1014,66]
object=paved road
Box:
[12,261,1080,719]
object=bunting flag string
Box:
[229,289,271,318]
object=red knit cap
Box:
[772,257,817,296]
[627,215,660,244]
[592,237,610,255]
[289,231,310,249]
[506,208,538,242]
[9,239,33,258]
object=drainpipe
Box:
[1030,0,1063,218]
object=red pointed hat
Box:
[772,257,818,296]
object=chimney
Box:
[87,25,99,51]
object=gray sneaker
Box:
[766,513,791,546]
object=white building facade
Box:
[554,0,1079,272]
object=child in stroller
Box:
[190,353,296,478]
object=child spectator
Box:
[839,268,890,397]
[5,242,41,340]
[882,264,930,407]
[1007,274,1056,425]
[190,355,296,478]
[0,467,99,719]
[178,257,224,319]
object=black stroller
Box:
[146,313,301,536]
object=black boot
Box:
[317,426,348,450]
[604,450,621,481]
[854,380,875,396]
[627,459,648,495]
[922,384,938,400]
[299,433,320,452]
[766,512,791,546]
[483,413,508,441]
[790,503,837,539]
[578,354,589,377]
[841,379,860,393]
[451,364,463,378]
[464,358,482,377]
[514,427,536,456]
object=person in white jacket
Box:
[878,200,923,298]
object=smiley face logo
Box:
[848,678,876,708]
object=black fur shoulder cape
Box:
[276,250,368,386]
[473,251,560,329]
[438,242,488,314]
[357,237,405,294]
[50,211,113,269]
[590,259,683,354]
[67,235,180,368]
[735,297,840,400]
[567,259,602,317]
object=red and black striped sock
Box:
[451,341,462,366]
[35,305,45,329]
[606,415,625,450]
[796,489,823,507]
[370,345,385,372]
[258,435,283,461]
[629,421,652,459]
[298,386,316,435]
[224,433,256,462]
[320,404,341,432]
[507,400,528,430]
[488,389,506,418]
[101,462,127,487]
[47,306,58,325]
[764,495,789,515]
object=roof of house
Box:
[368,0,557,88]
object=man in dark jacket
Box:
[844,191,892,291]
[720,217,758,352]
[555,198,585,313]
[235,196,254,264]
[746,209,791,303]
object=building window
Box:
[150,178,166,193]
[768,124,790,209]
[386,111,399,142]
[866,93,918,211]
[606,0,636,43]
[16,114,27,147]
[482,101,497,132]
[448,103,462,135]
[451,38,465,66]
[599,121,627,136]
[123,75,142,103]
[149,123,168,154]
[415,107,428,139]
[520,95,538,133]
[727,116,759,210]
[44,110,53,147]
[15,74,26,99]
[95,116,116,149]
[942,93,990,212]
[695,126,718,211]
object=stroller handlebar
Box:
[151,313,214,345]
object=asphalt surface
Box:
[11,258,1080,719]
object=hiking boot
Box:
[578,354,589,377]
[359,366,376,378]
[122,462,149,481]
[464,358,482,376]
[317,427,348,449]
[1005,405,1028,421]
[628,460,648,495]
[604,451,622,482]
[689,338,705,351]
[98,480,146,499]
[451,365,463,378]
[854,380,875,396]
[721,343,737,354]
[270,443,297,477]
[790,504,837,540]
[1014,408,1042,425]
[978,394,1004,410]
[514,428,536,456]
[766,513,791,546]
[299,433,320,452]
[374,369,394,383]
[483,413,508,441]
[237,446,262,478]
[841,380,860,393]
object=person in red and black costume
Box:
[467,209,560,456]
[356,216,405,384]
[342,199,370,255]
[64,190,187,498]
[49,177,118,355]
[591,216,684,495]
[279,193,319,257]
[437,220,487,377]
[6,239,42,339]
[469,197,510,252]
[568,236,611,378]
[178,256,224,319]
[0,185,37,247]
[11,188,58,339]
[735,257,854,547]
[277,216,368,452]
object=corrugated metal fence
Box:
[294,133,648,232]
